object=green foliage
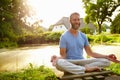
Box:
[17,31,63,45]
[0,29,120,48]
[0,41,18,48]
[107,63,120,74]
[0,22,17,41]
[45,31,62,43]
[82,0,120,33]
[87,34,120,44]
[0,0,36,48]
[80,26,94,34]
[0,63,58,80]
[48,25,54,31]
[94,34,108,43]
[87,34,95,42]
[110,13,120,34]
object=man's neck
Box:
[69,28,78,36]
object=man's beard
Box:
[71,24,80,30]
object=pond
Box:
[0,44,60,72]
[0,44,120,72]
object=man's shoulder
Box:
[79,31,86,36]
[61,31,69,36]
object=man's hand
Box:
[50,55,60,66]
[107,54,120,63]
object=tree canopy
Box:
[110,13,120,34]
[0,0,34,41]
[82,0,120,34]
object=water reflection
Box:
[0,45,120,72]
[0,45,60,72]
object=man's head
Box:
[69,12,80,30]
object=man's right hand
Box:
[50,55,59,66]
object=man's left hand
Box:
[107,54,120,63]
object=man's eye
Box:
[73,19,80,21]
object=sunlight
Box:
[26,0,86,28]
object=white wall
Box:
[52,25,67,32]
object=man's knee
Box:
[99,58,110,67]
[56,59,67,66]
[55,59,66,71]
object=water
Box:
[0,45,60,72]
[0,44,120,72]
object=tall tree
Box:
[82,0,120,34]
[0,0,33,41]
[110,13,120,34]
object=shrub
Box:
[17,31,63,45]
[0,41,18,48]
[80,27,94,34]
[45,32,62,43]
[0,63,58,80]
[87,34,120,44]
[8,32,120,47]
[87,34,95,43]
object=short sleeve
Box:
[81,33,89,46]
[84,35,89,46]
[59,35,66,48]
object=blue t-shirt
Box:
[59,31,89,59]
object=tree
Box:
[110,13,120,33]
[48,25,54,31]
[31,20,47,34]
[82,0,120,34]
[0,0,33,41]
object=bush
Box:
[17,32,120,46]
[80,27,94,34]
[45,32,62,43]
[17,31,63,45]
[87,34,95,43]
[94,34,108,43]
[87,34,120,44]
[0,41,18,48]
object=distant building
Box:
[52,17,96,33]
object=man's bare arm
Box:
[84,46,120,63]
[60,48,67,59]
[84,46,107,58]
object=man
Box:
[51,12,120,74]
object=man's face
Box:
[70,14,80,30]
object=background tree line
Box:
[82,0,120,34]
[0,0,120,48]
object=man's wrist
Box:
[105,55,109,59]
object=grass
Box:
[0,63,120,80]
[0,63,58,80]
[106,63,120,75]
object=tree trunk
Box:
[98,23,102,34]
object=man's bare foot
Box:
[85,66,101,72]
[50,55,58,66]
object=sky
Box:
[27,0,120,28]
[27,0,86,28]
